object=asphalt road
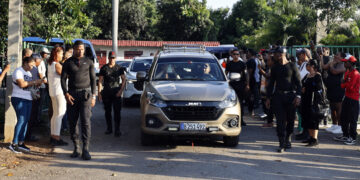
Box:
[4,102,360,180]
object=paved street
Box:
[3,103,360,180]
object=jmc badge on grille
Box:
[186,102,202,106]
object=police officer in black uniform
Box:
[266,47,302,153]
[61,40,96,160]
[226,49,250,126]
[98,51,126,137]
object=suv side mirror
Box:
[136,71,147,81]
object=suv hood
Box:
[149,81,231,101]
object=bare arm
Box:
[330,62,346,75]
[55,63,62,75]
[0,64,10,83]
[117,74,127,97]
[98,76,103,96]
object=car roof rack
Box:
[162,44,206,53]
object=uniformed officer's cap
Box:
[109,51,116,58]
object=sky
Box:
[206,0,238,10]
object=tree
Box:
[23,0,101,43]
[0,0,8,54]
[222,0,271,46]
[208,8,229,41]
[87,0,159,40]
[300,0,360,32]
[156,0,213,41]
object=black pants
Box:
[102,88,122,133]
[261,96,274,123]
[230,81,246,124]
[67,89,92,151]
[272,92,296,145]
[248,82,261,113]
[26,99,40,139]
[340,97,359,140]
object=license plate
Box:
[180,123,206,131]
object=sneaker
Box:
[8,144,22,154]
[344,138,356,145]
[331,126,343,134]
[333,136,348,142]
[325,125,337,132]
[18,143,30,152]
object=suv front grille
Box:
[162,106,224,121]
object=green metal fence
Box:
[288,45,360,59]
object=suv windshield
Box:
[153,58,225,81]
[130,59,153,72]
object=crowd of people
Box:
[4,40,360,159]
[225,44,359,152]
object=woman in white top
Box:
[9,56,44,153]
[48,46,68,146]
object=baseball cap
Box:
[108,51,116,58]
[341,54,357,63]
[270,46,287,54]
[40,47,50,54]
[296,48,312,59]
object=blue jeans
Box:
[11,97,32,144]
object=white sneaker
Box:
[331,126,343,134]
[325,125,337,132]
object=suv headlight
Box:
[218,90,237,108]
[146,92,167,108]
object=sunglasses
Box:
[232,53,240,55]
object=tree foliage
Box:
[0,0,8,54]
[87,0,159,40]
[157,0,213,41]
[23,0,101,43]
[300,0,360,32]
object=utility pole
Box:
[112,0,119,58]
[4,0,23,142]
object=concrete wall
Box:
[93,45,161,60]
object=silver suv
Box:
[123,56,154,102]
[137,45,241,146]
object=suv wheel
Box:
[141,131,155,146]
[223,135,239,147]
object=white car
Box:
[123,56,154,102]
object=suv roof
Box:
[158,51,215,59]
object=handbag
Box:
[311,79,329,119]
[29,85,40,100]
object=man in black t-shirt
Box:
[226,49,250,126]
[98,51,126,137]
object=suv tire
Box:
[223,135,239,147]
[141,131,155,146]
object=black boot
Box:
[306,138,319,147]
[295,130,309,140]
[82,144,91,160]
[70,141,81,158]
[277,138,285,153]
[285,134,292,150]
